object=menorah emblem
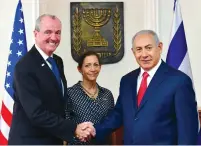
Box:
[70,2,124,64]
[83,8,111,47]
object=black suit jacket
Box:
[8,45,76,145]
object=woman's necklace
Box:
[81,82,98,98]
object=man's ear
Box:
[158,42,163,53]
[33,30,38,38]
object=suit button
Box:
[134,117,138,121]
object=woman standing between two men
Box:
[65,51,115,145]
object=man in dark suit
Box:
[89,30,199,144]
[8,14,93,145]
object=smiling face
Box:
[34,16,61,56]
[132,33,162,71]
[78,55,101,82]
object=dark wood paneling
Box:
[111,127,123,145]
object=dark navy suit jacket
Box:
[96,61,198,145]
[8,45,76,145]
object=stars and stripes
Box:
[0,0,27,144]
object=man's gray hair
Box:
[34,14,60,31]
[131,30,160,46]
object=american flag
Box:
[0,0,27,144]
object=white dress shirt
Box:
[35,44,52,68]
[35,44,64,96]
[137,59,162,93]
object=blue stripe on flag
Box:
[166,22,187,69]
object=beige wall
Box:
[1,0,201,108]
[0,0,38,108]
[39,0,145,101]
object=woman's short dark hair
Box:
[78,51,101,68]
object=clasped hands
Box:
[75,122,96,142]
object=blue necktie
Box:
[47,57,62,91]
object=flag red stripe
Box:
[0,131,8,145]
[0,0,27,144]
[1,102,12,126]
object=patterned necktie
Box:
[47,57,62,90]
[137,72,149,107]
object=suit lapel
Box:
[137,61,169,113]
[30,46,63,97]
[130,69,140,113]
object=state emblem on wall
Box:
[70,2,124,64]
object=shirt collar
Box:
[139,59,162,78]
[77,81,104,92]
[35,44,52,61]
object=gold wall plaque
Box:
[70,2,124,64]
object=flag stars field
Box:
[6,72,11,77]
[17,39,23,46]
[16,51,22,57]
[9,50,12,55]
[5,83,10,89]
[0,0,27,144]
[7,61,11,67]
[19,18,23,23]
[18,29,23,35]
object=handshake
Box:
[75,122,96,142]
